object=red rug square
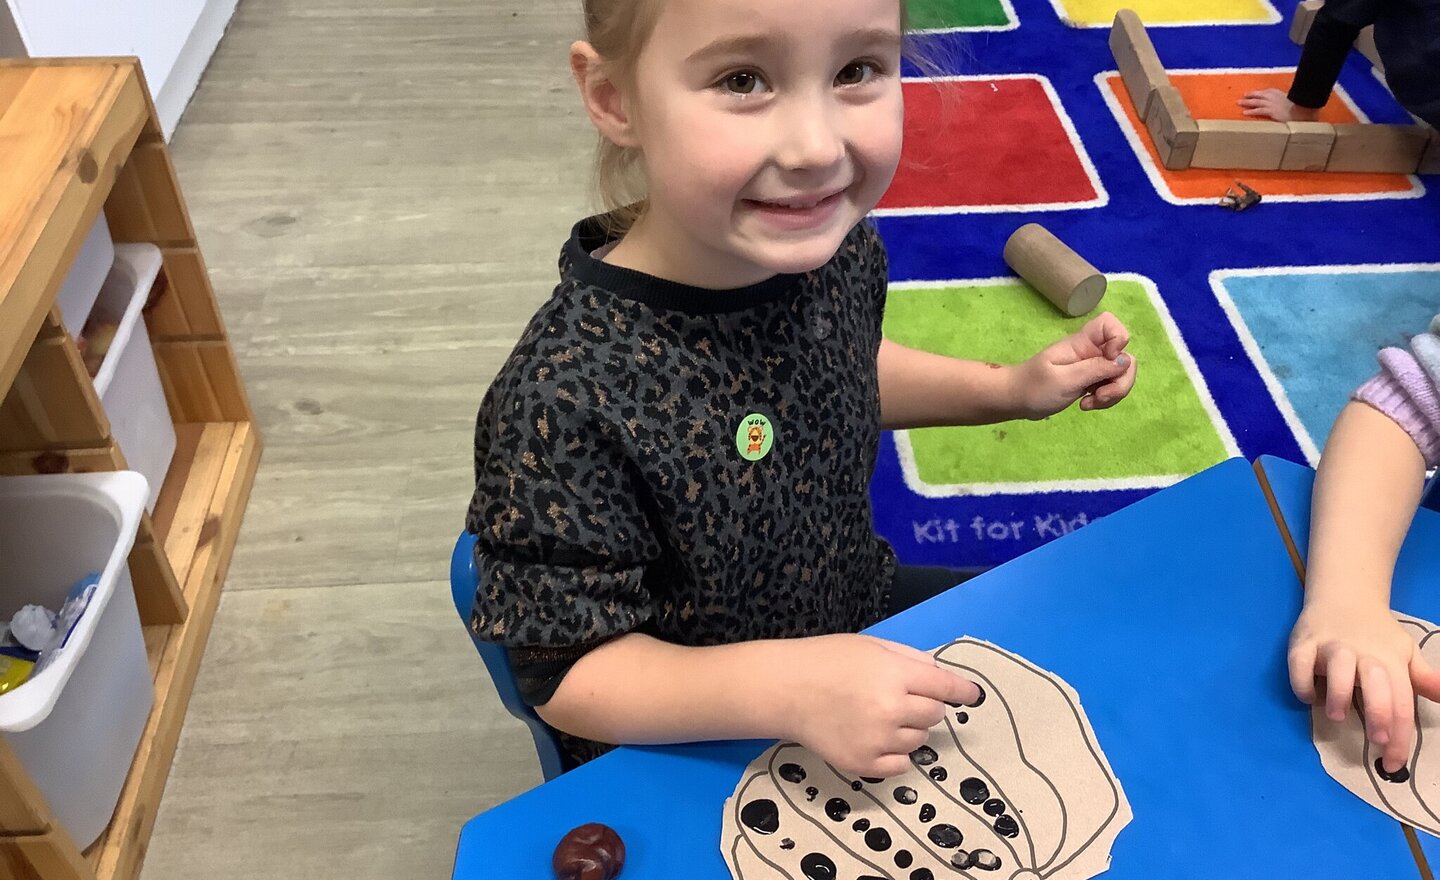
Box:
[877,75,1104,214]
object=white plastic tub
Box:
[56,214,115,336]
[89,244,176,512]
[0,471,154,849]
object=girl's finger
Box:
[1358,661,1394,748]
[1383,664,1416,774]
[1289,641,1320,704]
[1324,647,1358,722]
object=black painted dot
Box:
[864,827,893,852]
[911,870,934,880]
[851,780,864,791]
[951,850,974,870]
[927,823,964,848]
[824,798,851,822]
[740,799,779,834]
[956,711,969,724]
[853,818,871,832]
[919,804,936,823]
[780,838,795,850]
[894,849,914,869]
[779,763,807,783]
[972,685,986,706]
[983,798,1006,816]
[800,852,837,880]
[960,777,990,805]
[805,786,819,802]
[910,745,938,766]
[1376,757,1412,783]
[994,815,1020,838]
[894,786,918,805]
[861,776,884,784]
[929,766,948,782]
[972,849,1002,871]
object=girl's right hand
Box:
[1289,598,1440,773]
[780,634,981,778]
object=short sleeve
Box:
[465,377,661,701]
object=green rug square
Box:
[883,276,1234,491]
[907,0,1014,30]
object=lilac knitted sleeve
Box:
[1353,345,1440,469]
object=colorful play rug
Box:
[874,0,1440,569]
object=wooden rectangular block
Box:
[1110,9,1169,120]
[1145,85,1198,170]
[1191,119,1290,170]
[1290,0,1323,45]
[1420,129,1440,175]
[1327,123,1429,173]
[1281,121,1336,171]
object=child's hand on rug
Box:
[783,634,980,777]
[1014,312,1137,419]
[1289,597,1440,773]
[1239,88,1321,122]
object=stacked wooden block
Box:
[1110,8,1440,174]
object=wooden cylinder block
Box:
[1002,224,1107,317]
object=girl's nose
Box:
[776,101,846,173]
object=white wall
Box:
[9,0,205,89]
[0,0,236,138]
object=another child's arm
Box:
[877,312,1136,430]
[538,631,979,777]
[1291,340,1440,773]
[1239,0,1372,121]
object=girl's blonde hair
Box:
[580,0,952,234]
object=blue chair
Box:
[450,531,570,780]
[1424,473,1440,513]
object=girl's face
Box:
[625,0,904,284]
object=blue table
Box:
[1256,454,1440,874]
[453,459,1422,879]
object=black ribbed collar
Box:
[563,215,804,315]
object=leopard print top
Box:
[466,215,898,765]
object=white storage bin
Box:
[56,214,115,337]
[0,471,154,849]
[88,244,176,512]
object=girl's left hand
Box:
[1015,312,1137,419]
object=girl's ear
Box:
[570,41,639,148]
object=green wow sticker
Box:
[735,413,775,462]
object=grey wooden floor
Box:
[141,1,591,876]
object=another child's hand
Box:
[1290,599,1440,773]
[1239,88,1321,122]
[1015,312,1137,419]
[782,634,980,778]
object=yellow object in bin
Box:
[0,656,33,695]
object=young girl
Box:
[1289,315,1440,777]
[465,0,1138,776]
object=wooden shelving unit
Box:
[0,58,261,880]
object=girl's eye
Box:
[721,71,767,95]
[836,61,879,86]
